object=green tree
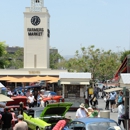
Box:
[50,52,64,69]
[6,48,23,69]
[120,50,130,63]
[0,42,9,68]
[97,50,120,81]
[63,45,120,82]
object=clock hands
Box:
[31,16,40,26]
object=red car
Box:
[6,91,64,107]
[6,96,29,109]
[42,91,64,106]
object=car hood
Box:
[40,102,72,117]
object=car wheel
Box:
[44,101,49,107]
[36,126,40,130]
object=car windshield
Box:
[87,122,121,130]
[35,110,43,118]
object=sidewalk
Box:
[97,98,118,120]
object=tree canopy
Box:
[59,45,121,81]
[0,42,9,68]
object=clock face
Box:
[31,16,40,26]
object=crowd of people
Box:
[53,103,99,130]
[103,90,127,129]
[7,87,47,108]
[0,102,28,130]
[3,86,129,130]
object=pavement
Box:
[66,98,121,126]
[66,98,118,120]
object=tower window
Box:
[36,0,39,3]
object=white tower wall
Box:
[24,0,50,69]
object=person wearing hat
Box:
[87,107,94,117]
[13,115,28,130]
[76,103,88,118]
[52,116,71,130]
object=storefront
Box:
[59,72,91,109]
[119,73,130,129]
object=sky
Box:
[0,0,130,56]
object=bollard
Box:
[100,110,110,118]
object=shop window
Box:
[65,85,80,98]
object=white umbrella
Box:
[0,94,13,102]
[0,82,5,88]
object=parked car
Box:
[66,117,123,130]
[42,91,64,106]
[6,95,28,109]
[23,102,73,130]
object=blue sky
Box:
[0,0,130,56]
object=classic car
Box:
[42,91,64,106]
[65,117,123,130]
[6,95,29,110]
[23,102,73,130]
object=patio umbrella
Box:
[7,77,38,83]
[41,76,59,81]
[29,76,48,81]
[0,82,5,88]
[0,94,13,102]
[0,76,18,81]
[47,79,59,83]
[30,76,59,81]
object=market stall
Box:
[59,72,91,109]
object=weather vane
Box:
[31,0,43,12]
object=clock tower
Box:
[24,0,50,69]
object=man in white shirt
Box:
[27,93,35,108]
[118,101,125,129]
[76,103,88,118]
[7,88,13,97]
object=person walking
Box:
[118,101,125,129]
[27,93,35,108]
[18,102,24,115]
[10,108,18,127]
[52,116,71,130]
[1,107,13,130]
[76,103,88,118]
[116,91,124,107]
[13,115,28,130]
[37,91,42,107]
[109,91,117,112]
[90,94,98,108]
[105,92,110,110]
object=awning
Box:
[60,81,89,85]
[104,88,123,93]
[0,94,13,102]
